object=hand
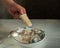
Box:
[1,0,26,19]
[8,3,26,19]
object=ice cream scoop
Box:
[19,14,32,27]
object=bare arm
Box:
[1,0,26,19]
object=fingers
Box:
[7,2,26,19]
[8,9,19,19]
[13,3,26,14]
[20,8,26,14]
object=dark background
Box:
[26,0,60,19]
[0,0,60,19]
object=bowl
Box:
[9,27,45,48]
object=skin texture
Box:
[1,0,26,19]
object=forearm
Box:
[1,0,15,8]
[1,0,14,2]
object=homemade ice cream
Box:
[9,28,45,44]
